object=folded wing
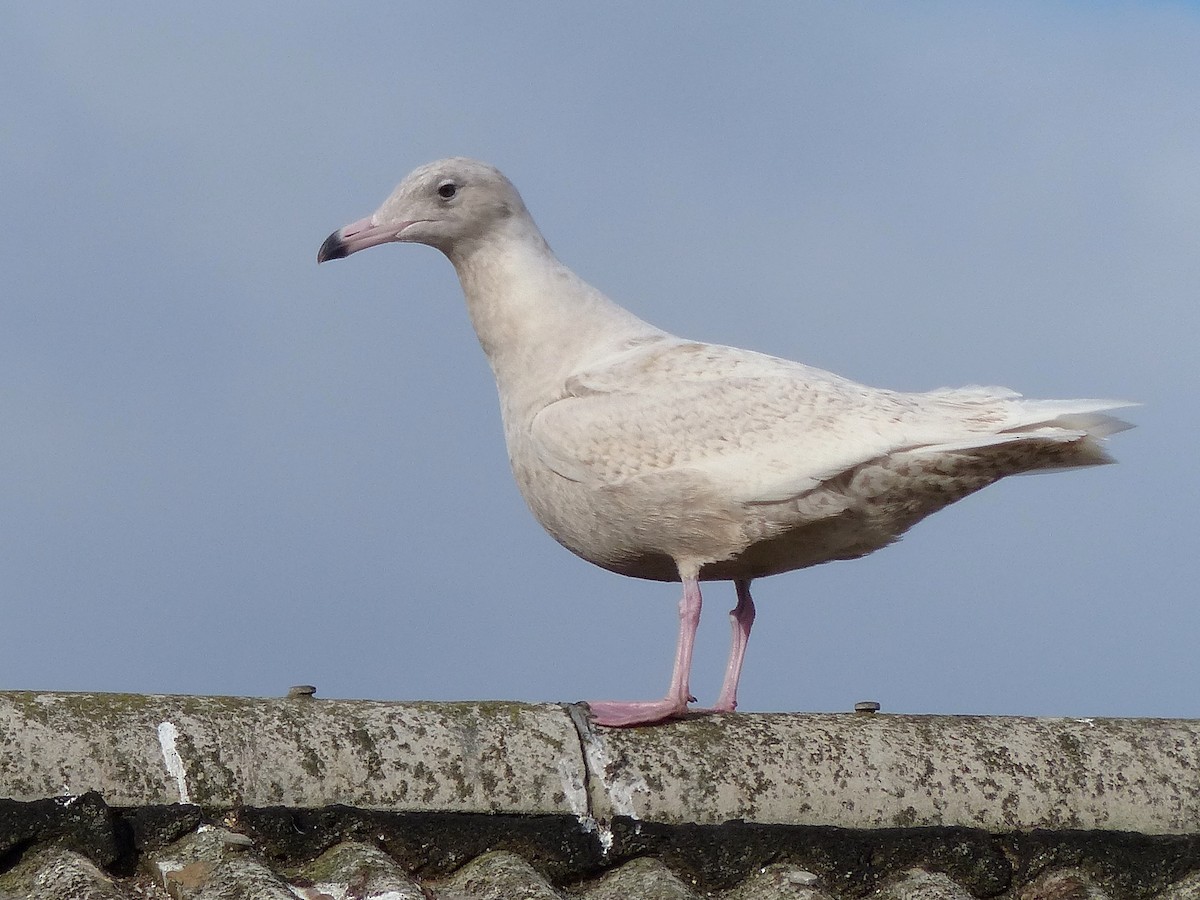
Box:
[530,338,1132,505]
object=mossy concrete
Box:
[2,693,1198,836]
[0,693,580,815]
[579,711,1200,833]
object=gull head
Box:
[318,157,531,263]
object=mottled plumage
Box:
[319,158,1132,726]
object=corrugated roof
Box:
[3,821,1200,899]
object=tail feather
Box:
[1000,399,1137,439]
[907,397,1135,475]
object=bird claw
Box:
[585,698,691,728]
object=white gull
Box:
[318,157,1132,727]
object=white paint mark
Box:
[580,729,648,820]
[563,705,652,858]
[558,756,609,854]
[573,723,650,855]
[596,823,614,856]
[156,721,192,804]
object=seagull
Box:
[318,157,1132,727]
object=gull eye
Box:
[437,181,457,200]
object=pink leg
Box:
[586,576,703,727]
[710,579,755,713]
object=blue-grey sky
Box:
[2,4,1196,718]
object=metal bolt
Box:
[287,684,317,699]
[854,700,881,714]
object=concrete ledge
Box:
[582,711,1200,833]
[2,692,1198,835]
[0,693,579,813]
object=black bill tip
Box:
[317,230,349,264]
